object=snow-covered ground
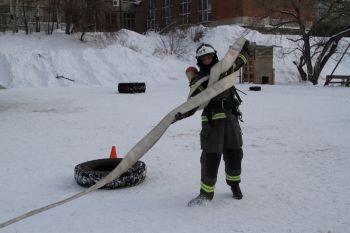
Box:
[1,25,350,232]
[0,84,349,233]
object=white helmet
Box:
[195,43,217,59]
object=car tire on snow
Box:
[249,86,261,91]
[118,82,146,93]
[74,158,146,189]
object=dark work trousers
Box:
[200,110,243,190]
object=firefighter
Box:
[175,42,250,206]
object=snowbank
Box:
[0,30,189,88]
[0,26,349,88]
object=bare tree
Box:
[34,0,40,32]
[62,0,83,34]
[9,0,19,33]
[259,0,350,85]
[20,0,30,34]
[79,0,109,40]
[154,29,191,57]
[61,0,108,38]
[46,0,57,34]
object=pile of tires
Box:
[118,82,146,93]
[74,158,147,189]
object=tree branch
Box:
[270,20,299,29]
[269,9,298,19]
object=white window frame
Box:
[179,0,191,25]
[162,0,172,26]
[147,0,157,30]
[198,0,211,22]
[123,12,135,30]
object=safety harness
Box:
[202,86,244,125]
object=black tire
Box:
[118,82,146,93]
[74,158,146,189]
[249,86,261,91]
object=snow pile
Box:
[0,30,189,88]
[0,25,349,88]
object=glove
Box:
[242,40,250,52]
[242,40,250,56]
[185,66,198,82]
[175,112,185,121]
[242,40,256,56]
[172,109,196,124]
[172,112,185,124]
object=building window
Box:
[198,0,211,22]
[0,15,5,25]
[112,0,120,7]
[123,13,135,30]
[111,12,118,25]
[0,12,9,26]
[162,0,172,26]
[147,0,157,30]
[179,0,191,25]
[106,12,118,25]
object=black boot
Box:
[188,191,214,207]
[231,183,243,200]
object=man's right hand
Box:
[172,112,185,124]
[172,109,197,124]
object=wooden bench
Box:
[324,75,350,87]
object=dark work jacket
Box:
[188,51,248,123]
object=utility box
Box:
[242,46,275,84]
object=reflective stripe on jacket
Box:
[201,112,226,122]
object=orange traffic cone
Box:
[110,146,117,159]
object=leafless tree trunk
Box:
[61,0,109,36]
[35,10,40,32]
[21,0,29,34]
[257,0,350,85]
[10,0,19,33]
[47,0,51,34]
[46,0,58,34]
[62,0,80,34]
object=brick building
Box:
[0,0,58,32]
[99,0,142,31]
[136,0,315,33]
[0,0,141,32]
[1,1,347,34]
[0,0,9,28]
